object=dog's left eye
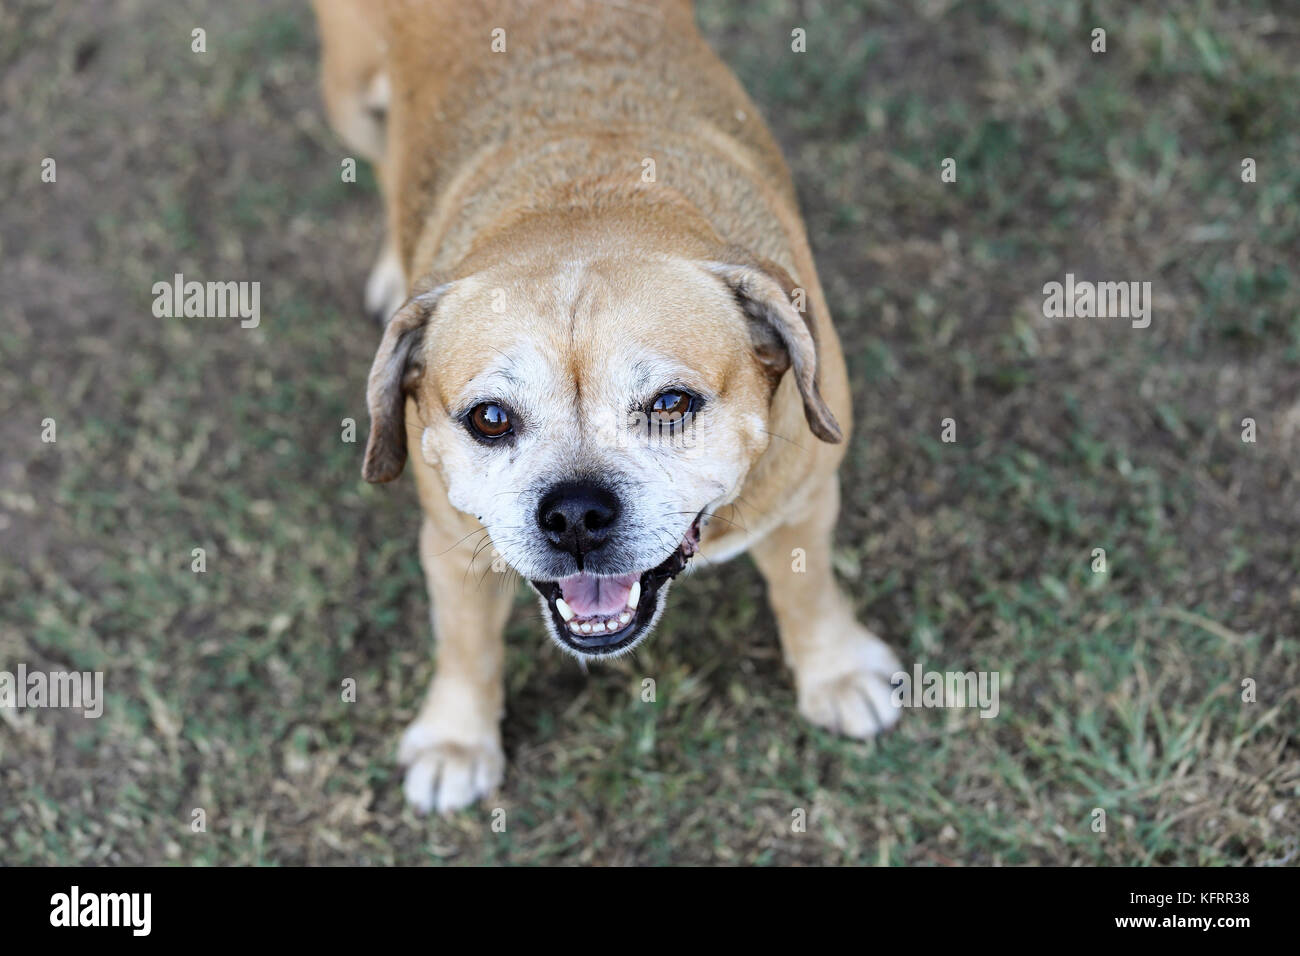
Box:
[468,402,513,439]
[650,390,693,422]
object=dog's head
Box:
[361,249,840,658]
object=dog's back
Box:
[315,0,802,278]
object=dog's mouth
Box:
[529,513,703,656]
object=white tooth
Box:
[627,582,641,609]
[555,598,575,622]
[579,623,592,634]
[606,620,619,632]
[620,610,632,624]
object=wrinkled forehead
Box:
[427,259,746,413]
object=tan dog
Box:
[313,0,901,813]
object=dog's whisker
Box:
[661,508,748,534]
[462,531,505,590]
[759,427,808,451]
[734,493,770,520]
[433,526,491,557]
[469,533,498,566]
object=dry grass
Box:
[1,0,1297,865]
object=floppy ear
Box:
[703,253,842,444]
[362,282,453,483]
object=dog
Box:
[312,0,902,814]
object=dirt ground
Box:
[1,0,1297,865]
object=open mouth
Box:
[530,513,703,656]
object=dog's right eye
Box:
[650,390,693,422]
[468,402,512,439]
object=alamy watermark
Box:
[891,664,1000,718]
[50,886,150,936]
[1042,273,1151,329]
[152,272,260,328]
[0,664,103,718]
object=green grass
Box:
[1,0,1297,865]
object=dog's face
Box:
[362,252,840,658]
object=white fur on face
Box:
[418,259,770,582]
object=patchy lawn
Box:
[1,0,1296,865]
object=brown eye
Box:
[468,402,512,439]
[650,390,693,422]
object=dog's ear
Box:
[362,282,453,483]
[702,252,842,444]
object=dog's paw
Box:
[796,634,902,739]
[364,243,406,325]
[398,720,504,815]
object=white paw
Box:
[796,633,903,739]
[364,243,406,325]
[398,719,504,815]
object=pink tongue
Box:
[559,572,638,617]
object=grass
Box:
[0,0,1297,865]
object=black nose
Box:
[537,481,620,560]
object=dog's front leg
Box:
[750,475,903,738]
[398,510,514,815]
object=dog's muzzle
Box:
[529,512,703,656]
